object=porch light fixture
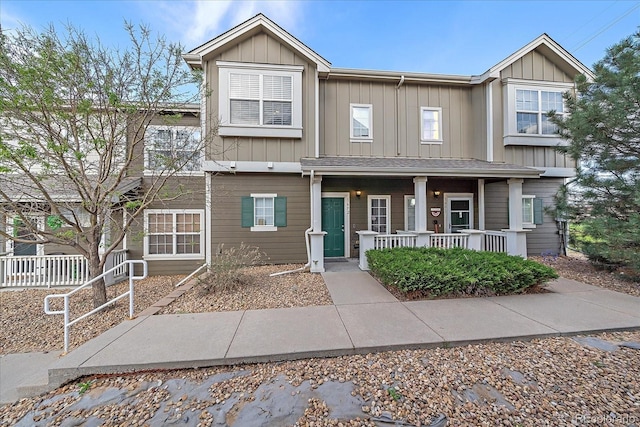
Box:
[433,190,441,199]
[356,190,362,198]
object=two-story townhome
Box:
[181,14,592,273]
[0,14,594,284]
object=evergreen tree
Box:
[553,29,640,273]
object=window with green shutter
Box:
[241,194,287,231]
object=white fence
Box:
[1,249,129,288]
[483,231,507,253]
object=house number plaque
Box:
[430,207,441,217]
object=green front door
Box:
[322,197,345,257]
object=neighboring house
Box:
[0,105,204,286]
[181,14,592,273]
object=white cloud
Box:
[150,0,304,49]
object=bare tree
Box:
[0,22,210,307]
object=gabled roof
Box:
[183,14,331,72]
[472,33,594,83]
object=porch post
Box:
[357,230,378,270]
[505,178,528,258]
[413,177,428,232]
[309,175,326,273]
[478,179,485,230]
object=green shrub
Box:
[199,243,264,294]
[366,247,558,297]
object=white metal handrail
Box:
[44,260,148,353]
[174,263,208,288]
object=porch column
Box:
[478,179,485,230]
[413,177,428,232]
[505,178,528,258]
[309,174,326,273]
[507,178,523,230]
[357,230,378,270]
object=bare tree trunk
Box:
[89,253,107,308]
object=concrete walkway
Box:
[2,264,639,404]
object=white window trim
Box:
[143,209,205,260]
[367,195,391,233]
[503,78,573,146]
[350,103,373,142]
[444,193,474,233]
[217,61,303,138]
[404,195,416,232]
[144,125,203,175]
[522,195,537,229]
[250,193,278,232]
[5,215,45,256]
[420,107,443,144]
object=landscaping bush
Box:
[199,243,265,294]
[366,247,558,297]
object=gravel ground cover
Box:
[530,252,640,297]
[0,276,180,354]
[1,330,639,426]
[159,264,332,314]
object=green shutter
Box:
[241,196,254,228]
[274,197,287,227]
[533,198,544,225]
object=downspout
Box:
[486,81,494,162]
[315,69,320,158]
[396,75,405,156]
[270,169,314,276]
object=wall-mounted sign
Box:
[430,207,441,217]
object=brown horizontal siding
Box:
[484,178,564,255]
[127,176,206,276]
[211,173,310,264]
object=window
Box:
[420,107,442,143]
[218,62,303,138]
[146,126,201,172]
[503,80,573,146]
[368,195,390,233]
[58,206,91,228]
[144,210,204,259]
[241,194,287,232]
[350,104,373,141]
[522,195,543,227]
[404,195,416,231]
[516,89,564,135]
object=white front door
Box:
[444,194,474,233]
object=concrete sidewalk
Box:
[2,269,639,405]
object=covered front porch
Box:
[301,157,540,273]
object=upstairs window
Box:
[351,104,373,141]
[503,79,572,146]
[516,89,564,135]
[218,62,303,138]
[146,126,201,172]
[420,107,443,143]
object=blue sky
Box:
[2,1,639,75]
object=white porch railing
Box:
[374,234,417,249]
[430,233,469,249]
[0,255,90,288]
[44,260,148,353]
[483,230,507,253]
[358,229,511,270]
[0,249,129,288]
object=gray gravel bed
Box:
[1,331,639,426]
